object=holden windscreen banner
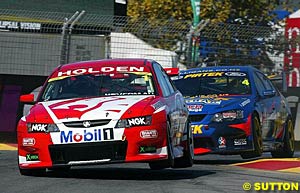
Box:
[285,16,300,87]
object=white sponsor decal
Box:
[187,104,203,112]
[22,138,36,146]
[140,130,158,139]
[128,117,146,126]
[0,21,41,30]
[240,99,251,107]
[234,138,247,145]
[57,67,145,77]
[152,101,164,110]
[225,72,246,76]
[186,98,222,105]
[31,124,47,132]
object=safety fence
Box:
[0,9,299,77]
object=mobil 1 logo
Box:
[60,128,115,143]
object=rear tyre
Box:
[241,115,263,159]
[271,118,294,158]
[19,167,46,176]
[149,121,174,170]
[174,121,194,168]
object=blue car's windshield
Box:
[174,71,251,97]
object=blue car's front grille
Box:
[189,114,206,122]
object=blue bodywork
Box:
[174,66,292,156]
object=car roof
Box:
[49,58,154,79]
[180,65,256,74]
[57,58,151,71]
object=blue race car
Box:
[174,66,295,159]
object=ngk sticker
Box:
[31,124,47,132]
[128,117,146,126]
[140,130,158,139]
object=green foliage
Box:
[127,0,299,69]
[127,0,192,50]
[128,0,193,21]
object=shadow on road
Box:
[45,167,216,180]
[192,154,269,165]
[193,158,258,165]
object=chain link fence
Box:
[0,9,191,76]
[0,9,298,78]
[192,21,288,73]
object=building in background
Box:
[0,0,128,141]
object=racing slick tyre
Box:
[174,121,194,168]
[19,167,46,176]
[149,121,175,170]
[271,118,295,158]
[241,115,263,159]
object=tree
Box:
[127,0,299,69]
[128,0,289,26]
[126,0,193,51]
[127,0,193,21]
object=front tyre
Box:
[149,121,175,170]
[174,121,194,168]
[241,115,263,159]
[271,118,295,158]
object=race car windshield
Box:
[40,72,156,101]
[174,72,251,97]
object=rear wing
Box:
[268,72,287,93]
[164,68,179,79]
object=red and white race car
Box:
[17,59,193,175]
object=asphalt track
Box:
[1,144,300,193]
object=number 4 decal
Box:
[103,128,114,140]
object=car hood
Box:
[184,95,251,114]
[25,95,155,123]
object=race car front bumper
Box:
[192,115,254,155]
[18,121,169,169]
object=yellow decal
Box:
[191,125,203,134]
[242,79,249,86]
[216,97,230,101]
[48,76,69,82]
[143,75,149,81]
[129,72,152,76]
[184,72,224,79]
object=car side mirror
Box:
[268,72,287,93]
[263,90,276,97]
[20,94,36,105]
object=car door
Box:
[152,62,188,146]
[253,71,281,141]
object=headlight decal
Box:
[212,110,244,122]
[27,123,48,132]
[115,116,152,128]
[27,123,60,133]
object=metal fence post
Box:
[66,10,85,64]
[60,11,79,65]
